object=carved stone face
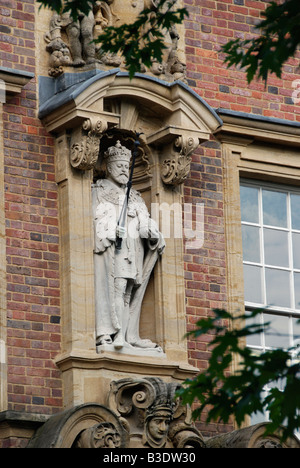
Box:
[146,410,172,448]
[107,160,130,186]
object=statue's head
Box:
[104,141,131,186]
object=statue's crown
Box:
[104,140,131,163]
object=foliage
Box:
[36,0,99,20]
[37,0,188,79]
[177,309,300,441]
[221,0,300,83]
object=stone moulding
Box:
[39,69,222,135]
[0,66,34,96]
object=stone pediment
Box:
[39,69,222,142]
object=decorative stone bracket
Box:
[107,376,205,449]
[70,118,108,170]
[160,135,200,186]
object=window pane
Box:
[242,225,260,263]
[240,186,259,223]
[293,233,300,269]
[262,190,287,228]
[246,313,262,347]
[292,317,300,344]
[291,194,300,230]
[264,313,290,349]
[265,268,291,308]
[244,264,263,304]
[264,228,289,268]
[294,273,300,310]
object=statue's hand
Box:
[139,225,150,239]
[149,223,160,240]
[139,219,160,240]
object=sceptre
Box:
[115,133,142,250]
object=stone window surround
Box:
[215,109,300,372]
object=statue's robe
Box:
[92,179,163,345]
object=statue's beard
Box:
[115,174,129,185]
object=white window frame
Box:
[241,179,300,352]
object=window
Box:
[241,181,300,348]
[240,180,300,424]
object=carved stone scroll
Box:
[74,422,122,448]
[161,135,199,186]
[108,377,205,449]
[70,118,107,170]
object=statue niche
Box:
[92,139,165,353]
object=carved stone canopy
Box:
[39,70,222,186]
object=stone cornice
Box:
[0,66,34,95]
[215,108,300,147]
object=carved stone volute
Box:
[161,135,199,186]
[74,422,122,448]
[70,118,108,170]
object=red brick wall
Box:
[184,0,300,120]
[183,142,228,437]
[0,0,62,415]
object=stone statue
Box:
[143,388,176,448]
[92,141,165,351]
[61,8,96,66]
[45,13,72,76]
[45,0,186,80]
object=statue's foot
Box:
[131,339,158,349]
[72,58,85,66]
[86,57,98,64]
[113,331,124,349]
[97,335,112,346]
